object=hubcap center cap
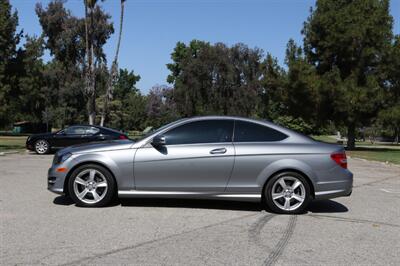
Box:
[284,189,293,198]
[86,182,96,190]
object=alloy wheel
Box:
[73,169,108,204]
[271,176,306,211]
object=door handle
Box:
[210,148,227,154]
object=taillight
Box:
[119,135,128,140]
[331,152,347,169]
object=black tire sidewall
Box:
[35,139,49,154]
[68,164,116,207]
[264,172,311,214]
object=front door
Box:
[134,119,235,192]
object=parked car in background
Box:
[47,116,353,214]
[26,125,128,154]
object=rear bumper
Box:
[314,169,353,200]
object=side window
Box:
[234,120,288,142]
[65,126,86,135]
[163,120,234,145]
[86,127,100,135]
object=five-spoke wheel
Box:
[264,172,311,214]
[68,164,116,207]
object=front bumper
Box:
[47,163,70,195]
[26,143,34,151]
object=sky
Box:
[10,0,400,93]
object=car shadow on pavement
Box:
[307,199,348,213]
[52,196,348,213]
[53,195,120,207]
[119,198,263,212]
[53,195,74,205]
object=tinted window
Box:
[163,120,234,145]
[86,127,100,135]
[234,120,287,142]
[64,126,88,135]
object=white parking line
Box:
[380,188,400,194]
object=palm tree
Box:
[100,0,126,126]
[84,0,97,125]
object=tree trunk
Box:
[347,123,356,150]
[100,0,125,126]
[84,0,96,125]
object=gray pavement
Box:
[1,154,399,265]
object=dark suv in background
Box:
[26,125,129,154]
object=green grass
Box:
[347,147,400,165]
[311,135,337,143]
[313,135,400,164]
[0,136,27,152]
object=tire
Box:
[35,139,50,154]
[68,164,116,207]
[264,171,311,214]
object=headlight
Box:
[60,152,72,163]
[54,152,72,165]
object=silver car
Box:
[48,116,353,214]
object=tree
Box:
[259,53,286,120]
[36,0,113,126]
[146,85,178,128]
[283,39,320,128]
[0,0,22,128]
[101,0,126,126]
[378,35,400,143]
[167,40,263,117]
[84,0,97,125]
[15,36,46,123]
[302,0,394,149]
[105,68,143,131]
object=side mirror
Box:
[152,135,166,146]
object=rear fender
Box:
[256,158,318,188]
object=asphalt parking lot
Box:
[1,154,399,265]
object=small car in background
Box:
[26,125,128,154]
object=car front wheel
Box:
[264,172,311,214]
[68,164,116,207]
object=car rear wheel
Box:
[35,139,49,154]
[264,172,311,214]
[68,164,116,207]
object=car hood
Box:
[61,140,135,154]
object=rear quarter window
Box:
[234,120,288,142]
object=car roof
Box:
[162,116,311,142]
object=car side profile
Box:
[26,125,128,154]
[47,116,353,214]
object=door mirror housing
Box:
[152,135,166,146]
